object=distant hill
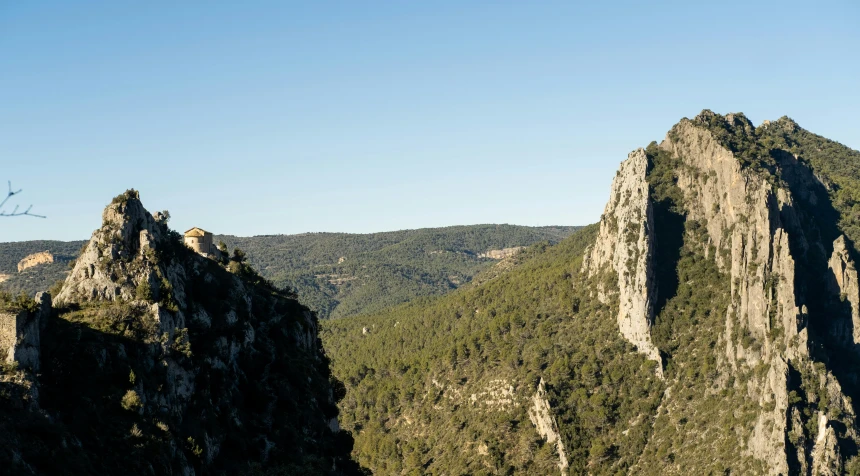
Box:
[1,225,579,318]
[0,240,85,296]
[217,225,580,319]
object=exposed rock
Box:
[17,251,54,272]
[0,294,48,372]
[468,379,516,408]
[827,235,860,344]
[34,291,50,333]
[479,247,525,259]
[655,117,804,473]
[748,357,790,476]
[0,273,10,284]
[661,119,803,361]
[55,191,169,305]
[527,378,569,474]
[651,112,860,474]
[584,148,663,377]
[811,413,841,476]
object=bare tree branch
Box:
[0,181,45,218]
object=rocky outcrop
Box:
[648,111,860,474]
[584,148,663,376]
[55,191,174,306]
[0,293,49,372]
[653,115,803,474]
[827,235,860,344]
[17,251,53,272]
[811,413,841,476]
[661,117,804,363]
[527,378,569,474]
[479,247,525,259]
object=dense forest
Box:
[213,225,578,319]
[323,220,690,473]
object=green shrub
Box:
[121,389,142,412]
[135,280,152,301]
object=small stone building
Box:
[184,227,216,257]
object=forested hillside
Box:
[216,225,579,319]
[322,225,670,474]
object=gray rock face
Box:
[56,192,167,305]
[827,235,860,345]
[655,118,803,474]
[812,413,841,476]
[527,378,569,474]
[584,148,663,377]
[34,292,51,333]
[54,191,191,313]
[646,114,860,474]
[0,294,49,373]
[661,120,803,363]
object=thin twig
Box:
[0,181,45,218]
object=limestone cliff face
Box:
[584,148,663,376]
[479,247,525,259]
[827,235,860,345]
[660,117,804,364]
[642,111,859,474]
[2,190,358,475]
[579,111,860,474]
[527,378,569,474]
[17,251,54,272]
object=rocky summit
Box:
[0,190,362,475]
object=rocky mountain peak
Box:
[55,189,181,307]
[4,190,361,475]
[579,111,860,473]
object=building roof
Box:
[184,227,211,237]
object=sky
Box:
[1,1,859,242]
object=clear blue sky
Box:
[2,1,858,242]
